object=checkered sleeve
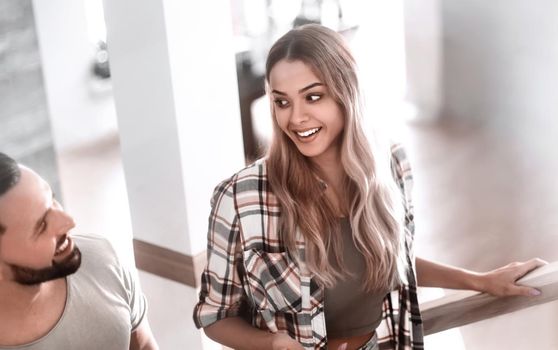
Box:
[390,144,415,262]
[390,143,424,349]
[193,177,245,328]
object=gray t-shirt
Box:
[1,234,147,350]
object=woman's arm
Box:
[204,317,304,350]
[416,257,547,297]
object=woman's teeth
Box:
[297,127,320,137]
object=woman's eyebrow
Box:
[271,82,324,96]
[298,82,323,93]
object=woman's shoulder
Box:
[211,158,270,201]
[389,142,412,173]
[389,142,409,164]
[224,158,268,186]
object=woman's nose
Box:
[290,102,310,125]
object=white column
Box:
[32,0,118,152]
[103,2,244,349]
[103,0,244,256]
[32,0,134,263]
[402,0,442,122]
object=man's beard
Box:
[10,247,82,285]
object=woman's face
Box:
[269,59,345,165]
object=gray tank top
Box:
[324,218,388,338]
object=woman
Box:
[193,24,545,350]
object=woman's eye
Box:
[307,94,322,102]
[274,99,289,108]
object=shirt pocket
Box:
[243,249,303,314]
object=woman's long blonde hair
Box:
[265,24,406,292]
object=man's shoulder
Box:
[73,234,117,258]
[72,234,122,276]
[73,233,112,246]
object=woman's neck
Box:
[311,152,348,217]
[312,151,344,191]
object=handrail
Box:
[420,261,558,336]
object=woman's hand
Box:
[476,258,547,297]
[271,333,305,350]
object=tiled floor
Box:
[57,116,558,349]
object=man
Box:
[0,152,158,350]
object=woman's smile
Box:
[293,126,322,141]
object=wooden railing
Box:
[420,261,558,336]
[221,263,558,349]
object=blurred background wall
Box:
[441,0,558,130]
[0,0,60,196]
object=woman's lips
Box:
[293,127,322,142]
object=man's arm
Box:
[416,257,546,297]
[130,319,159,350]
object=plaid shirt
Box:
[193,144,424,349]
